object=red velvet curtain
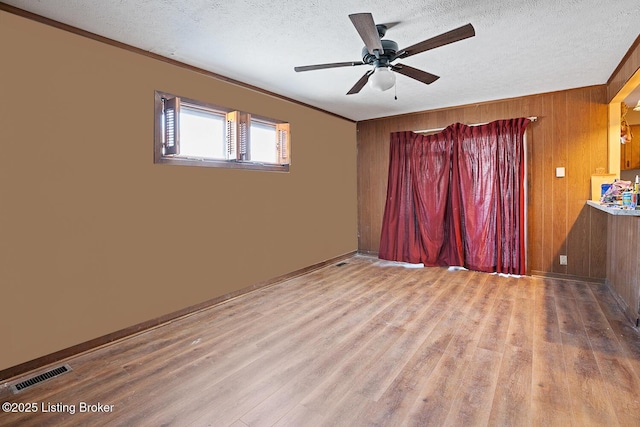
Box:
[379,118,530,275]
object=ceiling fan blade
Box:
[347,70,374,95]
[391,64,440,85]
[349,13,384,55]
[294,61,365,72]
[397,23,475,59]
[380,21,401,31]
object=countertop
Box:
[586,200,640,216]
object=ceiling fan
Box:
[294,13,475,95]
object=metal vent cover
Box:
[10,364,72,394]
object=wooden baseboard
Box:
[604,279,640,327]
[0,251,356,382]
[530,270,606,284]
[357,250,379,257]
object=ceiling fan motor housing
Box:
[362,39,398,67]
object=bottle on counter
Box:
[622,190,634,209]
[635,175,640,209]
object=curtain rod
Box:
[414,116,538,134]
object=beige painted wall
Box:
[0,11,357,372]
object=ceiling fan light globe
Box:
[369,67,396,91]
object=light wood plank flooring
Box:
[2,254,640,426]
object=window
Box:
[154,91,290,172]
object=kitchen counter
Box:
[587,200,640,325]
[586,200,640,216]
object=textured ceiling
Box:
[3,0,640,121]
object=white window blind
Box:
[162,97,180,155]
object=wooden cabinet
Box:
[621,124,640,170]
[588,201,640,325]
[606,214,640,325]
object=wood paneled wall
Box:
[357,86,609,280]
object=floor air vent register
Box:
[10,364,72,394]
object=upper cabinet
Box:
[621,103,640,170]
[621,124,640,170]
[607,37,640,176]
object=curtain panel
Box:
[379,118,530,275]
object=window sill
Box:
[155,156,290,172]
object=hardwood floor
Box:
[2,254,639,426]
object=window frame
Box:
[154,91,290,172]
